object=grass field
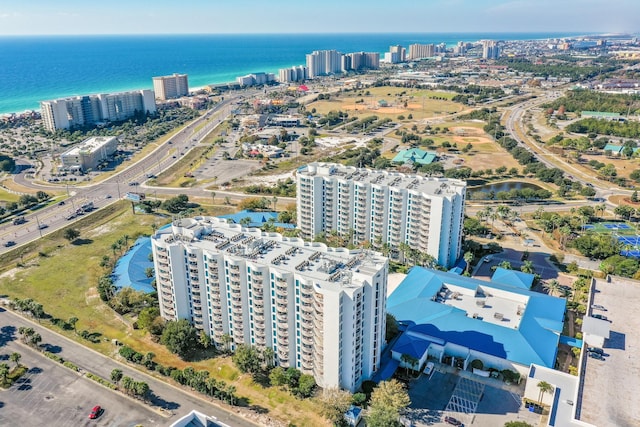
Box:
[308,86,463,120]
[0,202,328,426]
[0,186,21,203]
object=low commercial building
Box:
[391,148,437,166]
[60,136,118,171]
[387,267,566,378]
[151,217,388,392]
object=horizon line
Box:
[0,30,625,37]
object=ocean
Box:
[0,32,581,115]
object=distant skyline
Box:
[0,0,638,36]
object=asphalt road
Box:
[0,307,258,427]
[0,325,165,427]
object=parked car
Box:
[4,241,16,247]
[588,352,605,360]
[38,224,48,230]
[587,347,605,355]
[89,405,102,419]
[483,256,492,263]
[444,416,464,426]
[592,314,609,321]
[591,304,607,311]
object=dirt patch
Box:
[0,267,20,280]
[86,223,116,238]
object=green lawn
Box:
[0,202,329,426]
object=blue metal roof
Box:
[491,267,534,289]
[387,267,566,368]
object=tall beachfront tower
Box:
[305,50,343,78]
[297,163,466,268]
[151,217,388,392]
[152,73,189,100]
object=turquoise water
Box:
[0,32,582,114]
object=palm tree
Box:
[463,252,474,274]
[543,280,561,296]
[272,196,278,212]
[520,260,535,275]
[68,316,79,333]
[9,352,21,368]
[537,381,554,406]
[220,334,232,353]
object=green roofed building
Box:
[581,111,623,121]
[392,148,437,165]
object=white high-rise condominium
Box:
[482,40,501,59]
[408,43,435,60]
[152,73,189,100]
[297,163,466,268]
[306,50,343,78]
[40,90,156,132]
[152,217,388,392]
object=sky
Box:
[0,0,638,35]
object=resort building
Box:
[384,45,406,63]
[60,136,118,171]
[342,52,380,72]
[40,90,156,131]
[296,163,466,268]
[408,43,435,60]
[151,217,388,392]
[482,40,501,59]
[386,267,566,378]
[306,50,343,78]
[152,73,189,100]
[236,72,276,87]
[278,66,308,83]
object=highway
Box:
[0,95,245,252]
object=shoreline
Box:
[0,32,606,116]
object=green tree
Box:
[543,279,561,297]
[296,374,316,398]
[520,260,535,274]
[137,307,161,331]
[537,380,554,405]
[64,228,80,242]
[199,330,212,349]
[318,387,352,425]
[68,316,79,332]
[9,352,21,368]
[386,313,399,341]
[231,344,262,375]
[111,368,123,384]
[504,422,534,427]
[632,191,639,203]
[160,319,200,359]
[269,366,287,387]
[0,363,9,384]
[366,379,411,427]
[463,251,474,274]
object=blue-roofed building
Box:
[491,267,534,290]
[218,210,295,229]
[387,267,566,377]
[344,405,363,427]
[392,148,437,165]
[603,143,639,156]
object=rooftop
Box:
[62,136,117,156]
[153,216,387,289]
[299,162,466,197]
[387,267,566,368]
[392,148,437,165]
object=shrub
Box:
[470,359,484,370]
[63,361,79,372]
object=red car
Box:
[89,405,102,419]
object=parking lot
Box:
[0,338,164,427]
[404,366,539,426]
[579,277,640,427]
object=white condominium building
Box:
[152,217,388,392]
[482,40,501,59]
[278,65,308,83]
[297,163,466,268]
[408,43,435,60]
[306,50,343,78]
[152,73,189,100]
[40,90,156,131]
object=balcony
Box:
[232,306,243,316]
[301,360,314,372]
[276,312,288,323]
[255,336,266,346]
[253,313,265,323]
